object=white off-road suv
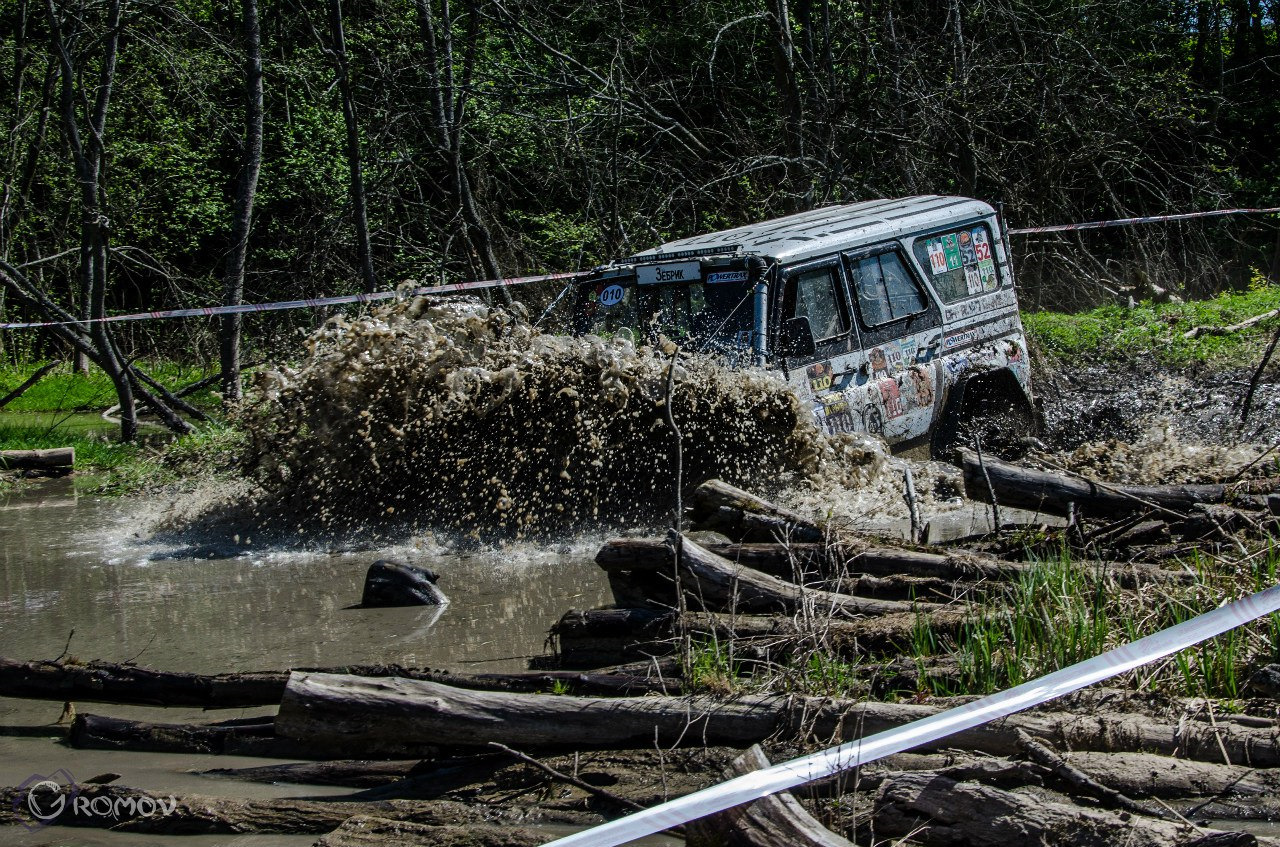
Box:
[572,195,1036,456]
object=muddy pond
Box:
[0,477,636,846]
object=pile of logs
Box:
[4,462,1280,846]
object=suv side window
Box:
[912,223,1002,303]
[791,266,849,341]
[849,252,928,327]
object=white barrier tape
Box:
[543,583,1280,847]
[0,271,581,330]
[1008,206,1280,235]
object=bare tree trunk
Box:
[47,0,136,439]
[414,0,511,305]
[220,0,264,404]
[768,0,808,211]
[326,0,377,294]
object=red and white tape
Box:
[1008,205,1280,235]
[3,205,1276,331]
[0,271,580,330]
[542,582,1280,847]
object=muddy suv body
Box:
[572,195,1035,455]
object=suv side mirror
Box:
[777,316,817,359]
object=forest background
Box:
[0,0,1278,439]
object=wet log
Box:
[1060,751,1280,820]
[959,448,1279,518]
[274,674,1280,766]
[69,713,324,758]
[686,745,856,847]
[598,538,1192,591]
[871,771,1260,847]
[0,447,74,472]
[692,479,824,542]
[601,534,935,616]
[0,782,593,835]
[201,759,424,788]
[315,816,545,847]
[550,608,967,667]
[0,656,669,708]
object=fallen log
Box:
[200,759,425,788]
[0,656,670,708]
[274,674,1280,766]
[0,447,74,472]
[601,534,936,616]
[0,782,594,835]
[69,713,323,759]
[686,745,856,847]
[1060,751,1280,820]
[550,608,967,667]
[597,538,1193,590]
[871,771,1263,847]
[691,479,824,542]
[315,816,545,847]
[959,448,1279,518]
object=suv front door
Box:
[843,245,944,445]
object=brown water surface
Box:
[0,478,625,846]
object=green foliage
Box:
[1023,284,1280,368]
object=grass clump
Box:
[1022,282,1280,368]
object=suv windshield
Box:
[575,277,755,354]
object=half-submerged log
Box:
[69,713,321,759]
[686,745,856,847]
[0,656,669,708]
[0,447,74,472]
[959,448,1279,518]
[597,538,1192,590]
[274,674,1280,766]
[872,771,1260,847]
[315,816,545,847]
[601,534,934,616]
[0,782,593,835]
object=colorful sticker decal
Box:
[942,233,962,271]
[807,361,834,393]
[958,230,977,266]
[706,270,749,285]
[878,378,905,418]
[909,364,934,408]
[927,240,948,275]
[964,265,982,295]
[599,284,625,307]
[972,228,992,262]
[868,347,891,379]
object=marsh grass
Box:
[909,544,1280,700]
[1023,283,1280,369]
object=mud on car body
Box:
[571,195,1036,456]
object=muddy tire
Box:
[933,373,1039,460]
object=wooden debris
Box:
[871,771,1261,847]
[274,674,1280,767]
[691,479,825,542]
[314,816,546,847]
[0,447,74,472]
[0,656,670,708]
[686,745,856,847]
[958,448,1279,518]
[600,534,935,616]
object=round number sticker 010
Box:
[598,284,625,307]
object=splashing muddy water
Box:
[227,296,829,539]
[185,296,1276,543]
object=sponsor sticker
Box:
[636,262,699,285]
[706,270,749,285]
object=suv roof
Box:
[629,195,995,266]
